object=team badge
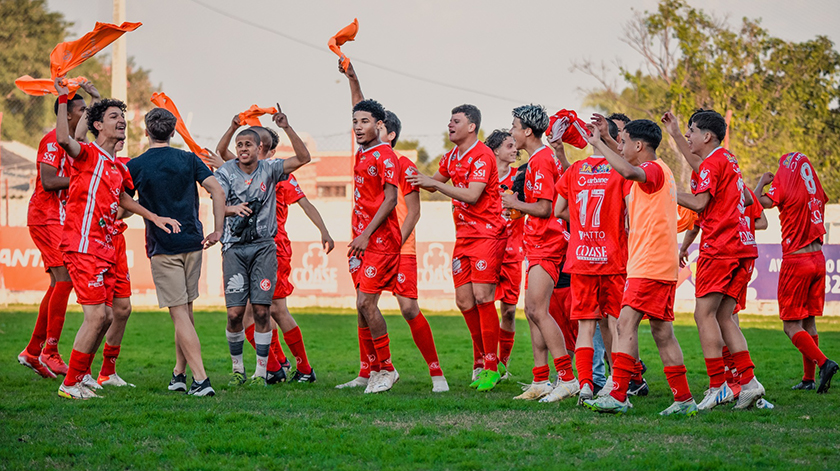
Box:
[259,279,271,291]
[364,265,377,278]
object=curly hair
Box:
[512,104,549,138]
[353,99,386,122]
[484,129,511,151]
[87,99,127,138]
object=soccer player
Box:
[607,113,631,133]
[663,109,765,409]
[336,62,448,393]
[216,108,311,387]
[555,120,629,405]
[502,105,579,403]
[408,105,507,392]
[581,119,697,416]
[756,152,838,393]
[18,80,99,378]
[127,108,226,396]
[488,130,522,374]
[53,77,180,400]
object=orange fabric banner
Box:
[150,92,212,164]
[50,21,142,79]
[328,18,359,70]
[238,105,277,127]
[15,75,87,99]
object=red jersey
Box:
[397,156,419,256]
[352,143,401,254]
[274,174,305,257]
[556,156,628,275]
[114,157,131,236]
[499,166,524,263]
[28,129,73,226]
[61,142,133,262]
[766,152,827,255]
[690,147,757,259]
[523,146,567,260]
[438,140,505,239]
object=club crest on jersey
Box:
[259,278,271,291]
[260,182,267,192]
[368,165,378,177]
[364,265,377,278]
[475,260,487,271]
[397,272,406,283]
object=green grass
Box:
[1,307,840,470]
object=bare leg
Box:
[170,303,207,381]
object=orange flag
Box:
[50,21,142,79]
[149,92,214,165]
[238,105,277,127]
[15,75,88,98]
[328,18,359,70]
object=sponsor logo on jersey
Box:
[88,272,105,288]
[575,245,608,262]
[373,151,380,158]
[579,162,612,175]
[452,257,462,274]
[225,273,246,293]
[47,143,58,152]
[348,255,361,273]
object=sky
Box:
[46,0,840,156]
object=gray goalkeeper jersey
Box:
[215,158,286,251]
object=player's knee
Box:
[501,305,516,323]
[782,321,801,338]
[356,295,375,316]
[455,297,473,313]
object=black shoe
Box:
[266,368,287,385]
[818,359,839,394]
[592,383,604,396]
[187,378,215,397]
[791,380,816,390]
[627,379,649,397]
[639,360,647,376]
[280,359,292,376]
[168,373,187,392]
[291,369,317,383]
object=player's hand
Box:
[501,191,519,209]
[202,230,222,249]
[661,112,681,136]
[339,59,357,80]
[229,203,252,217]
[79,79,101,99]
[591,113,611,139]
[203,149,225,169]
[153,216,182,234]
[406,171,436,190]
[54,76,70,96]
[347,233,370,257]
[231,114,242,129]
[273,105,290,129]
[679,247,689,268]
[549,139,565,154]
[322,232,335,254]
[585,123,601,146]
[758,172,774,187]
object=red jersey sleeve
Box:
[527,153,557,201]
[379,149,400,188]
[438,152,451,180]
[400,158,419,196]
[692,157,720,195]
[765,167,786,207]
[283,175,305,204]
[467,153,492,185]
[36,133,61,169]
[638,161,665,194]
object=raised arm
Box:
[54,77,81,158]
[755,172,775,209]
[662,112,702,173]
[273,106,311,174]
[297,197,335,253]
[200,175,226,248]
[586,123,646,182]
[339,60,365,107]
[591,113,620,154]
[348,183,398,257]
[215,114,240,161]
[549,140,571,171]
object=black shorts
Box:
[222,241,277,307]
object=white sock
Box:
[226,329,246,374]
[254,330,272,378]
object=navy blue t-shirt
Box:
[127,147,214,257]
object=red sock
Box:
[64,349,93,386]
[498,328,515,367]
[25,285,54,356]
[372,334,395,372]
[722,346,736,384]
[704,357,726,388]
[99,343,120,377]
[476,302,500,371]
[43,281,72,356]
[731,350,755,384]
[245,324,256,349]
[271,329,287,364]
[575,347,595,388]
[609,352,636,402]
[554,355,575,382]
[664,365,692,402]
[792,331,827,372]
[533,364,550,382]
[284,326,312,374]
[462,306,484,369]
[356,328,370,378]
[359,326,379,376]
[804,335,819,381]
[407,312,443,377]
[631,360,644,383]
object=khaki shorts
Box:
[150,250,203,308]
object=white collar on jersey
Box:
[93,142,116,161]
[358,142,389,154]
[531,145,547,156]
[455,140,479,160]
[705,146,723,159]
[498,167,512,182]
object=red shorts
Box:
[621,278,676,322]
[570,273,626,320]
[273,249,294,300]
[64,251,115,306]
[349,251,399,295]
[778,251,825,321]
[524,258,562,289]
[495,260,523,305]
[549,286,577,352]
[452,238,505,288]
[393,254,418,299]
[695,256,755,299]
[29,225,64,271]
[112,234,131,298]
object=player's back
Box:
[768,152,827,255]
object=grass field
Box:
[1,307,839,470]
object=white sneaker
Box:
[431,376,450,393]
[539,378,580,403]
[97,373,135,387]
[597,376,613,397]
[577,382,594,405]
[370,369,399,393]
[697,383,735,411]
[755,398,774,409]
[513,380,553,400]
[471,368,483,382]
[58,382,101,400]
[335,375,370,389]
[364,371,383,394]
[82,374,103,390]
[734,377,765,410]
